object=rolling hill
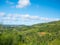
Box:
[0,20,60,45]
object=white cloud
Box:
[0,12,5,17]
[5,0,30,8]
[6,0,14,4]
[16,0,31,8]
[2,13,59,21]
[0,13,60,25]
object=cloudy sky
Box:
[0,0,60,25]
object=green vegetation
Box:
[0,21,60,45]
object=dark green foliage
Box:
[0,20,60,45]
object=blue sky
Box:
[0,0,60,25]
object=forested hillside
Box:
[0,20,60,45]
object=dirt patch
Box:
[38,32,47,36]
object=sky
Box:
[0,0,60,25]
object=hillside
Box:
[0,20,60,45]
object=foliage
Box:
[0,20,60,45]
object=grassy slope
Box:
[0,20,60,45]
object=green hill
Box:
[0,20,60,45]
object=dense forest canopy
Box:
[0,20,60,45]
